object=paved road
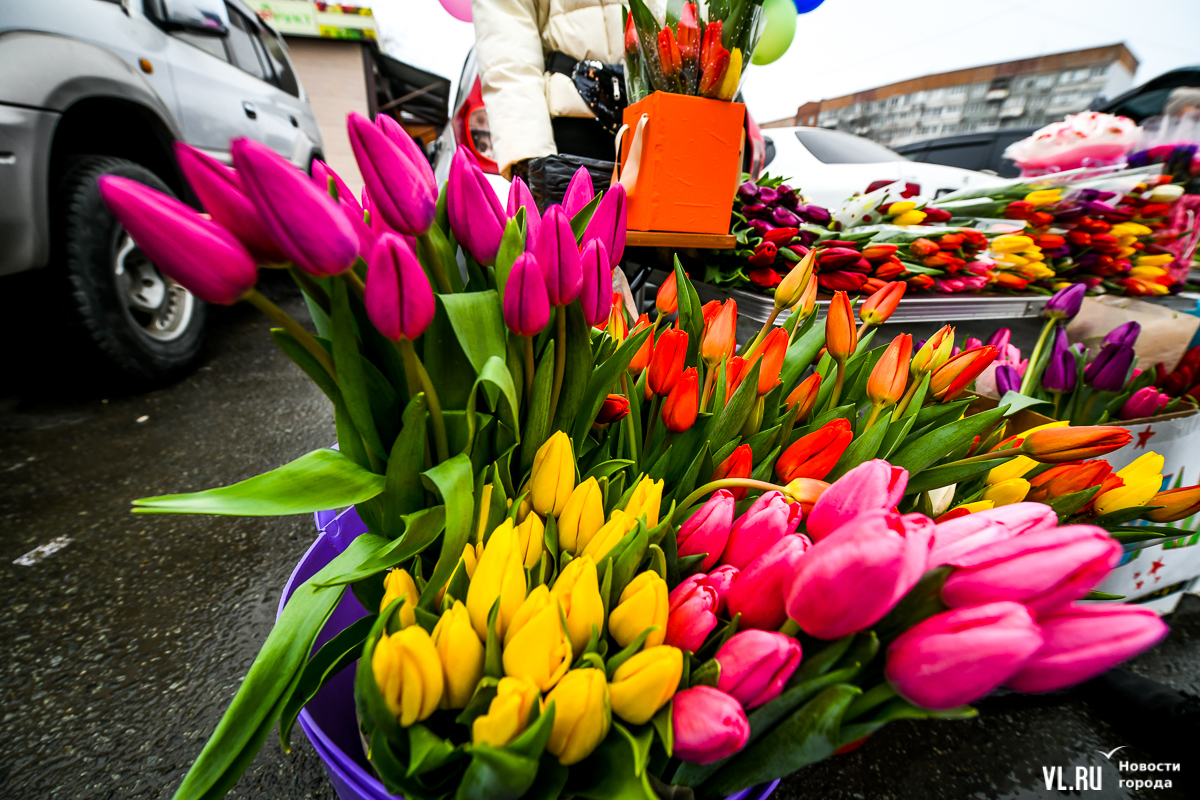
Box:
[1,283,1196,800]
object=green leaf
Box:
[521,340,557,473]
[417,455,475,608]
[566,723,658,800]
[1049,486,1102,518]
[409,724,462,777]
[464,356,521,457]
[792,636,854,683]
[891,406,1007,475]
[133,449,384,516]
[271,329,337,402]
[330,279,386,458]
[315,506,447,587]
[651,702,674,758]
[674,257,704,369]
[997,390,1051,416]
[705,360,763,455]
[903,456,1013,495]
[523,753,570,800]
[495,214,525,303]
[1093,506,1164,527]
[571,194,603,242]
[585,459,636,482]
[383,395,429,535]
[913,397,972,429]
[779,322,825,394]
[553,304,595,434]
[440,291,508,376]
[572,327,654,443]
[827,416,889,481]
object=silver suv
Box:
[0,0,322,385]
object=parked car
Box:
[0,0,322,385]
[893,127,1037,178]
[1099,66,1200,123]
[761,126,1004,209]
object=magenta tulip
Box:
[347,112,436,236]
[502,252,550,337]
[665,579,719,653]
[376,112,438,188]
[785,509,932,640]
[1119,386,1169,421]
[716,630,802,709]
[562,166,595,218]
[231,137,358,277]
[365,233,434,341]
[672,686,750,764]
[507,175,541,246]
[677,490,736,571]
[579,239,612,327]
[702,565,739,614]
[930,503,1059,567]
[311,158,361,216]
[804,459,907,541]
[725,535,810,630]
[941,525,1121,612]
[885,601,1044,710]
[97,175,257,305]
[448,145,506,264]
[1006,603,1169,693]
[174,142,285,264]
[582,183,627,268]
[535,206,583,306]
[720,490,803,570]
[971,503,1059,535]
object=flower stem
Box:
[287,266,330,313]
[827,359,847,411]
[891,378,921,422]
[1018,319,1055,395]
[699,364,717,413]
[548,307,567,425]
[523,335,535,413]
[864,403,884,430]
[398,338,449,463]
[621,373,640,467]
[742,308,780,357]
[244,289,335,378]
[342,269,366,303]
[1051,391,1062,419]
[679,478,786,512]
[643,394,662,456]
[417,231,454,294]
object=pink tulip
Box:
[311,158,361,216]
[804,459,907,541]
[665,579,719,653]
[97,175,257,305]
[348,112,436,236]
[448,146,506,264]
[677,490,736,571]
[341,198,377,262]
[502,253,550,337]
[562,166,595,218]
[506,175,541,246]
[971,503,1059,535]
[174,142,285,264]
[672,686,750,765]
[941,525,1121,612]
[785,510,932,640]
[929,503,1058,567]
[231,137,358,277]
[716,630,802,709]
[702,565,739,614]
[579,239,612,327]
[1006,603,1169,693]
[1119,386,1170,421]
[725,535,810,630]
[719,491,803,570]
[582,183,627,268]
[885,601,1044,710]
[535,206,583,306]
[365,233,435,341]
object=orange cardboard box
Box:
[619,92,745,235]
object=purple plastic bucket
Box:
[279,509,780,800]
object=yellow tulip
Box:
[431,600,484,709]
[545,668,611,765]
[1023,189,1061,207]
[716,48,742,101]
[608,645,682,725]
[558,478,605,553]
[551,555,605,657]
[1135,254,1174,267]
[502,585,572,691]
[991,235,1035,253]
[624,476,664,528]
[986,455,1038,484]
[951,500,995,515]
[582,509,636,562]
[1130,266,1168,279]
[982,478,1030,507]
[380,568,418,628]
[438,542,483,605]
[608,571,668,649]
[888,201,918,215]
[466,519,528,640]
[1095,474,1162,516]
[371,625,444,726]
[1118,452,1165,481]
[892,210,927,226]
[530,431,576,517]
[476,483,494,541]
[516,512,545,568]
[472,676,542,748]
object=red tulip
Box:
[648,329,688,396]
[665,579,719,652]
[776,418,852,483]
[662,367,700,432]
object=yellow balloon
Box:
[752,0,797,66]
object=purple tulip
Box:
[986,328,1012,350]
[1049,325,1069,360]
[677,490,736,572]
[771,207,801,227]
[448,146,506,265]
[311,158,361,216]
[1118,386,1169,420]
[507,176,541,246]
[579,239,612,327]
[231,137,358,277]
[1084,343,1135,392]
[725,535,810,630]
[994,364,1021,395]
[1043,283,1086,320]
[777,185,799,209]
[757,186,780,205]
[737,181,760,203]
[1103,321,1141,348]
[502,253,549,337]
[97,175,257,305]
[175,142,286,264]
[1042,349,1077,393]
[715,630,802,709]
[364,233,434,341]
[347,113,435,237]
[582,184,627,268]
[562,166,594,218]
[535,206,583,306]
[800,205,832,225]
[741,203,769,219]
[747,219,775,236]
[719,491,803,570]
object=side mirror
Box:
[160,0,230,36]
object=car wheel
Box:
[56,156,207,387]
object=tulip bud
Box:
[431,600,485,708]
[702,301,738,367]
[1006,603,1169,693]
[725,356,749,402]
[748,327,788,396]
[677,489,736,571]
[867,334,912,409]
[928,503,1059,566]
[502,585,573,690]
[672,686,750,765]
[551,555,605,657]
[365,233,435,341]
[558,478,605,553]
[774,249,816,310]
[503,252,551,337]
[466,521,528,640]
[911,325,955,376]
[702,565,739,613]
[515,511,546,568]
[1043,283,1085,320]
[648,329,688,396]
[507,175,541,246]
[1118,386,1169,421]
[536,206,584,306]
[665,578,719,652]
[986,455,1038,485]
[594,393,631,427]
[781,478,830,518]
[582,509,637,562]
[579,239,613,327]
[716,630,802,709]
[380,567,419,628]
[784,373,821,423]
[981,478,1030,507]
[562,166,595,218]
[610,571,669,648]
[1084,343,1135,393]
[657,271,679,316]
[885,601,1043,710]
[622,476,662,528]
[582,183,627,268]
[448,145,506,264]
[775,418,852,483]
[546,668,611,765]
[930,346,997,402]
[662,367,700,433]
[629,315,654,375]
[860,281,906,326]
[1094,453,1164,516]
[472,676,542,748]
[805,459,907,541]
[605,291,629,342]
[347,112,436,236]
[1018,427,1132,463]
[530,431,576,517]
[1147,484,1200,523]
[711,445,753,501]
[372,625,444,726]
[720,491,803,570]
[609,645,683,725]
[1026,460,1113,503]
[312,157,360,214]
[825,291,857,362]
[795,273,819,318]
[726,535,810,630]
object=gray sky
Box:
[374,0,1200,124]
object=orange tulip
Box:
[929,345,996,401]
[1026,460,1113,503]
[702,300,737,366]
[712,444,753,499]
[749,327,788,395]
[662,367,699,432]
[911,325,955,375]
[825,291,857,362]
[648,329,688,396]
[866,334,912,408]
[781,477,831,515]
[629,314,653,374]
[775,418,852,482]
[700,300,722,330]
[785,372,821,423]
[1147,485,1200,522]
[859,281,906,326]
[725,355,748,402]
[1019,427,1133,463]
[657,271,678,315]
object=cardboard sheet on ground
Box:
[1066,296,1199,372]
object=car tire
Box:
[56,156,207,387]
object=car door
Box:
[223,4,304,159]
[242,14,315,166]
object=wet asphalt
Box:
[1,280,1197,800]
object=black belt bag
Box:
[545,51,627,135]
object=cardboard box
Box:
[619,92,745,235]
[1095,534,1200,613]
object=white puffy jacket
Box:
[471,0,624,176]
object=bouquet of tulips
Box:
[102,108,1188,800]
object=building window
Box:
[948,85,965,95]
[1091,65,1108,77]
